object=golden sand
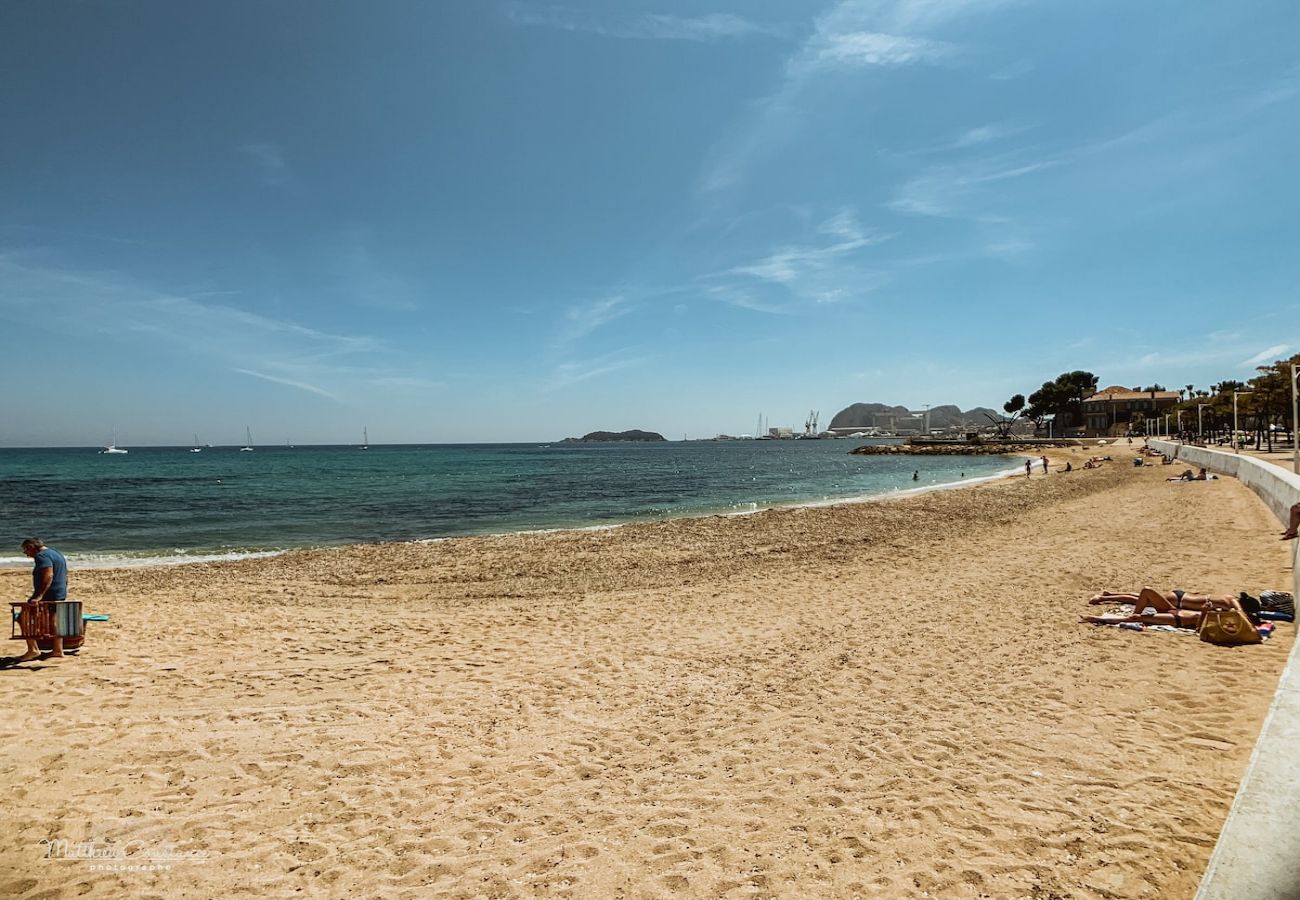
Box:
[0,450,1292,898]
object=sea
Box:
[0,441,1020,567]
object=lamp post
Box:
[1233,390,1253,453]
[1175,409,1181,440]
[1197,403,1208,441]
[1291,364,1298,474]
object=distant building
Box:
[1083,386,1181,436]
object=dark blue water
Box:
[0,441,1017,566]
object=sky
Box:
[1,0,1297,445]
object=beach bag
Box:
[1199,607,1262,646]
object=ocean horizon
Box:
[0,441,1020,567]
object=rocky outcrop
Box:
[829,402,999,431]
[560,430,667,443]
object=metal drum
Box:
[10,601,85,652]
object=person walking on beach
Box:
[1025,459,1032,477]
[16,538,68,661]
[1040,455,1049,474]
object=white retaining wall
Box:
[1149,440,1300,900]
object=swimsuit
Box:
[1173,589,1185,609]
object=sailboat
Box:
[240,426,254,452]
[190,434,202,453]
[360,427,369,450]
[100,428,128,454]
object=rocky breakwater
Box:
[850,441,1080,457]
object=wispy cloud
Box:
[700,0,1018,192]
[887,156,1062,218]
[502,5,781,42]
[953,122,1027,148]
[553,293,634,347]
[705,285,793,315]
[795,31,952,74]
[234,368,340,401]
[334,229,421,311]
[1240,344,1291,367]
[542,351,648,391]
[729,210,890,285]
[239,142,289,186]
[0,254,384,396]
[989,58,1034,80]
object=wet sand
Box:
[0,448,1292,898]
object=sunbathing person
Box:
[1081,593,1248,629]
[1087,587,1235,612]
[1079,608,1203,629]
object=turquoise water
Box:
[0,441,1018,566]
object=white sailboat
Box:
[100,428,128,454]
[360,426,369,450]
[240,426,254,452]
[190,433,202,453]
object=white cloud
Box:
[553,294,634,347]
[239,142,289,186]
[0,254,388,395]
[706,285,792,315]
[542,352,648,390]
[989,58,1035,80]
[887,156,1061,218]
[234,368,340,401]
[699,0,1020,193]
[953,123,1029,148]
[804,31,952,69]
[731,210,890,284]
[502,5,779,42]
[1240,344,1291,367]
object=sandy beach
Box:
[1,450,1292,899]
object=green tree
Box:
[1026,371,1099,432]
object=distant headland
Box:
[559,430,667,444]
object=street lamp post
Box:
[1197,404,1208,441]
[1291,364,1298,474]
[1175,409,1181,440]
[1233,390,1254,453]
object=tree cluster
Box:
[1172,354,1300,450]
[988,371,1099,437]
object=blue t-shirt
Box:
[32,547,68,601]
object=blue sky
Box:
[1,0,1296,445]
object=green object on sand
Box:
[83,614,110,622]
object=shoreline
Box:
[0,455,1035,572]
[4,449,1285,897]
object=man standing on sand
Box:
[1041,455,1049,474]
[17,538,68,661]
[1025,459,1032,477]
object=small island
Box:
[559,430,667,443]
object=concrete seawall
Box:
[1150,440,1300,900]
